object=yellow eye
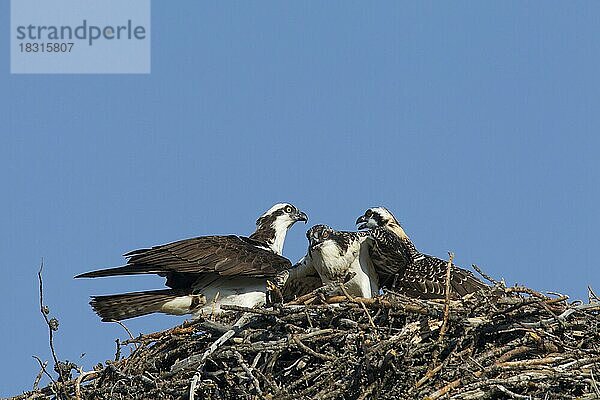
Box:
[322,231,329,239]
[285,205,293,213]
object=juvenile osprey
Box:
[284,224,379,299]
[76,203,308,321]
[356,207,487,299]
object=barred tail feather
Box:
[90,289,205,321]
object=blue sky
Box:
[2,1,600,396]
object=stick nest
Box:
[12,285,600,400]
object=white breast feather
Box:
[312,241,353,284]
[312,238,378,298]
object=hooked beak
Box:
[309,236,324,250]
[356,215,369,230]
[295,211,308,224]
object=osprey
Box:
[356,207,487,299]
[284,224,379,299]
[76,203,308,321]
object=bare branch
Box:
[37,260,61,374]
[438,251,454,341]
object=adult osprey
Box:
[356,207,487,299]
[284,224,379,299]
[76,203,308,321]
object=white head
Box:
[356,207,408,239]
[249,203,308,254]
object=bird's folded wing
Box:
[397,256,487,299]
[282,255,323,300]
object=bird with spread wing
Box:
[76,203,307,321]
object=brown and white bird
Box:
[76,203,308,321]
[283,224,379,299]
[356,207,487,299]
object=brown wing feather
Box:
[366,228,413,288]
[126,235,291,276]
[367,229,487,299]
[394,256,487,300]
[282,276,323,301]
[77,235,291,280]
